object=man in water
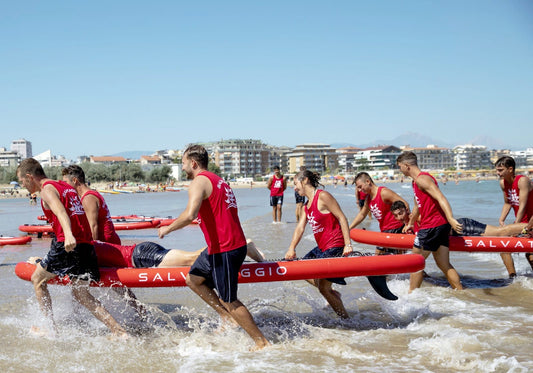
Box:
[391,200,528,277]
[267,165,287,223]
[158,144,270,350]
[397,151,463,292]
[495,156,533,273]
[349,172,411,255]
[17,158,127,337]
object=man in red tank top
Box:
[397,151,463,292]
[62,165,120,244]
[158,145,270,350]
[267,165,287,223]
[495,156,533,273]
[17,158,127,337]
[349,172,411,255]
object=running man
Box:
[158,144,270,350]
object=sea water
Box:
[1,180,532,372]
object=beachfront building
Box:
[11,139,32,160]
[34,149,69,168]
[453,144,492,170]
[0,147,21,167]
[286,143,338,174]
[213,139,269,178]
[353,145,402,171]
[336,146,362,173]
[508,148,533,170]
[267,145,291,173]
[400,145,454,171]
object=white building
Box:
[453,144,492,170]
[11,139,32,159]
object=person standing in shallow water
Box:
[396,151,463,292]
[285,169,353,318]
[267,165,287,223]
[158,144,270,350]
[495,156,533,275]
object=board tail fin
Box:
[366,276,398,300]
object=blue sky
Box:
[1,1,532,159]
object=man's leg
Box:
[433,246,463,290]
[499,253,517,277]
[30,265,58,329]
[186,273,235,325]
[314,279,349,319]
[409,247,430,292]
[221,299,270,350]
[71,281,128,337]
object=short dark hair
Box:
[391,200,407,211]
[354,172,373,185]
[184,144,209,169]
[17,158,46,178]
[396,151,418,166]
[62,165,86,183]
[494,156,515,170]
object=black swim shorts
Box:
[270,195,284,206]
[452,218,486,237]
[41,238,100,282]
[189,245,247,303]
[376,226,404,254]
[414,223,451,252]
[132,242,170,267]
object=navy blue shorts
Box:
[132,242,170,267]
[41,238,100,282]
[295,191,306,204]
[358,199,366,208]
[376,226,404,254]
[452,218,486,236]
[189,245,247,303]
[414,223,451,252]
[270,195,284,206]
[303,246,346,285]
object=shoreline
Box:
[0,174,498,200]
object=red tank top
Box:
[270,175,285,196]
[304,190,345,251]
[82,190,121,244]
[93,241,134,268]
[412,172,447,229]
[504,175,533,223]
[41,180,92,243]
[369,187,404,231]
[197,171,246,254]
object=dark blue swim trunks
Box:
[189,245,247,303]
[414,223,451,252]
[132,242,170,267]
[270,195,284,206]
[40,238,100,282]
[303,246,347,285]
[452,218,486,237]
[295,190,306,204]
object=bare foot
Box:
[246,239,265,262]
[249,339,271,351]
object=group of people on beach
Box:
[16,146,533,349]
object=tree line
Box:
[0,163,174,185]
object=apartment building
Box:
[453,144,492,170]
[11,139,32,159]
[214,139,269,177]
[354,145,402,170]
[400,145,454,170]
[286,143,338,174]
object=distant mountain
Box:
[111,150,153,159]
[333,132,519,150]
[332,131,454,150]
